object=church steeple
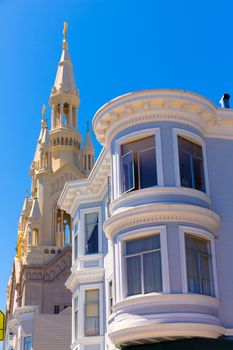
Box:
[49,22,80,131]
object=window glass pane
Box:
[74,297,78,339]
[185,234,213,296]
[121,136,156,194]
[138,147,157,189]
[126,235,160,255]
[143,251,162,293]
[200,255,212,296]
[121,151,134,193]
[85,213,99,254]
[178,136,205,192]
[23,336,32,350]
[85,289,99,336]
[126,255,142,296]
[179,150,193,188]
[75,235,78,259]
[193,157,205,191]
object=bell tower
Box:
[49,22,83,172]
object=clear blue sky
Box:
[0,0,233,320]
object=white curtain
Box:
[85,290,99,336]
[144,251,162,293]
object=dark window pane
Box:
[126,255,142,296]
[85,213,99,254]
[143,251,162,293]
[179,150,193,188]
[138,147,157,189]
[126,235,160,255]
[193,157,205,191]
[121,151,134,193]
[178,136,205,192]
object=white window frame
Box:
[113,128,164,200]
[74,284,104,339]
[179,226,219,298]
[116,226,170,301]
[80,207,102,256]
[173,128,210,195]
[106,277,114,319]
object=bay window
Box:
[121,135,157,193]
[178,136,205,192]
[74,296,79,340]
[85,212,99,254]
[124,235,162,296]
[185,234,214,296]
[85,289,100,336]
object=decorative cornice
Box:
[65,267,105,292]
[92,89,233,146]
[110,187,211,214]
[104,203,220,239]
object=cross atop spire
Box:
[50,22,78,98]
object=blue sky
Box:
[0,0,233,322]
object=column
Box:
[60,103,64,126]
[69,104,73,127]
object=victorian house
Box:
[4,25,94,350]
[59,90,233,350]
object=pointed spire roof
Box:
[33,106,50,161]
[83,121,94,152]
[22,191,30,214]
[29,191,41,220]
[51,22,78,97]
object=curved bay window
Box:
[121,135,157,194]
[178,136,205,192]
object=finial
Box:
[86,121,89,132]
[42,104,46,118]
[25,189,28,198]
[63,22,68,40]
[34,188,38,199]
[41,104,48,128]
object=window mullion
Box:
[141,253,144,294]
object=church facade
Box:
[59,89,233,350]
[4,25,94,350]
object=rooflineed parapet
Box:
[92,89,233,146]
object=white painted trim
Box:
[172,128,210,195]
[116,225,170,301]
[179,225,219,299]
[79,207,103,257]
[114,128,164,199]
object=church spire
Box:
[49,22,80,131]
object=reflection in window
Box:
[74,297,78,340]
[125,235,162,296]
[85,213,99,254]
[178,136,205,192]
[85,289,99,336]
[74,222,79,259]
[121,136,157,194]
[185,234,214,296]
